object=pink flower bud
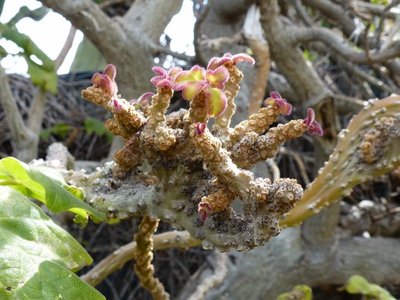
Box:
[113,99,123,112]
[151,66,183,89]
[101,74,118,97]
[304,108,323,136]
[264,91,292,115]
[198,202,212,221]
[195,122,206,135]
[91,73,102,86]
[91,66,118,96]
[137,92,154,105]
[207,52,255,70]
[103,64,117,81]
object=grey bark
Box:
[0,65,37,161]
[259,0,330,105]
[196,228,400,299]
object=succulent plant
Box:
[80,54,322,251]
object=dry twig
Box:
[81,230,200,287]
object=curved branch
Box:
[288,26,400,63]
[302,0,360,40]
[259,0,331,103]
[353,1,400,18]
[38,0,124,58]
[55,25,77,70]
[81,230,200,286]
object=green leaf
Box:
[84,117,113,141]
[0,186,96,297]
[26,56,57,94]
[0,45,7,58]
[8,6,48,26]
[0,23,57,93]
[0,157,105,225]
[342,275,395,300]
[277,285,313,300]
[303,50,316,62]
[40,123,73,140]
[15,261,105,300]
[371,0,388,5]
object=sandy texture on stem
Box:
[133,216,169,300]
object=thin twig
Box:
[55,25,77,70]
[266,159,280,182]
[39,0,122,54]
[291,0,314,27]
[352,1,400,18]
[99,0,127,9]
[373,206,400,222]
[81,230,200,287]
[280,148,310,185]
[26,23,77,159]
[382,14,400,49]
[374,0,400,48]
[198,32,244,51]
[288,26,400,64]
[336,55,393,93]
[187,252,229,300]
[152,44,195,63]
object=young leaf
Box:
[39,123,73,141]
[342,275,395,300]
[0,157,105,225]
[0,23,57,93]
[84,117,113,142]
[277,285,313,300]
[26,57,57,94]
[0,186,101,298]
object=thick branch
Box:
[259,0,330,103]
[123,0,183,44]
[0,65,36,161]
[25,24,78,159]
[196,229,400,299]
[288,26,400,63]
[302,0,360,40]
[243,5,270,115]
[300,202,341,251]
[27,91,46,136]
